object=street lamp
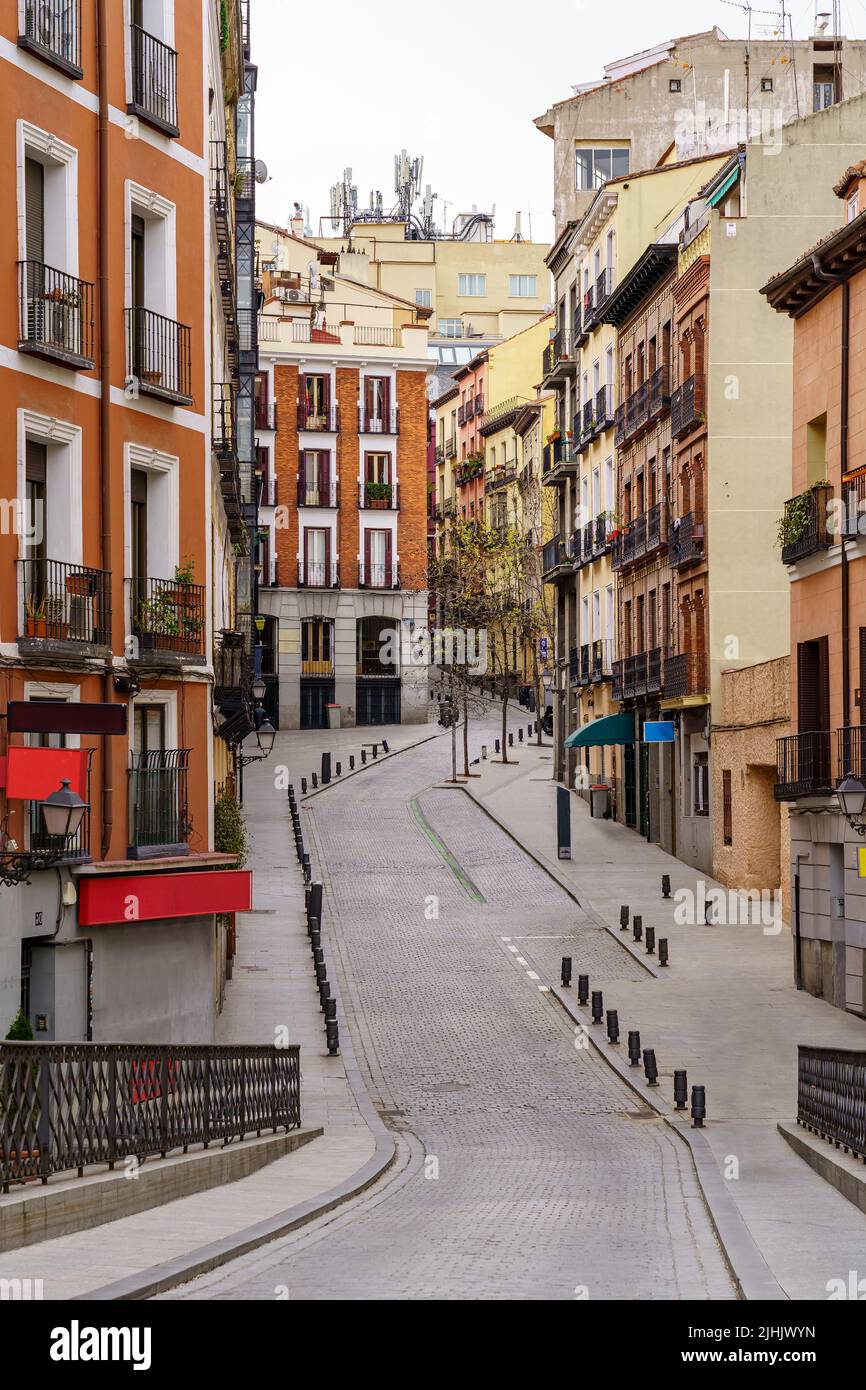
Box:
[251,676,266,703]
[838,775,866,834]
[41,780,88,841]
[255,716,276,759]
[0,779,90,887]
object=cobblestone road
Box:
[172,724,735,1300]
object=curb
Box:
[778,1120,866,1219]
[452,780,658,978]
[299,730,442,801]
[550,983,787,1302]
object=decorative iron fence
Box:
[130,576,205,656]
[20,558,111,648]
[20,0,82,75]
[797,1045,866,1158]
[775,731,833,800]
[18,261,94,368]
[0,1043,301,1190]
[129,23,179,135]
[128,748,191,851]
[126,307,192,404]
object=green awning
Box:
[564,712,635,749]
[706,163,740,209]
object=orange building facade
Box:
[0,2,256,1042]
[763,162,866,1014]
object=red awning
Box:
[5,747,89,799]
[78,870,253,927]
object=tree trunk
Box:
[449,671,457,782]
[462,683,470,776]
[501,684,509,763]
[533,644,543,746]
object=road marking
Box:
[515,956,528,966]
[408,797,486,903]
[526,970,540,981]
[507,945,518,953]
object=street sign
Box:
[539,637,549,662]
[643,721,675,744]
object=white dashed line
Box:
[526,970,540,981]
[515,956,528,966]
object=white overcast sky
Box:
[251,0,865,245]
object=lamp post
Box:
[838,775,866,833]
[0,780,90,887]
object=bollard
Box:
[527,724,532,738]
[312,772,318,789]
[658,938,669,967]
[313,946,324,969]
[301,777,307,794]
[606,1009,620,1044]
[315,961,327,988]
[310,927,322,952]
[382,740,389,753]
[326,1018,340,1055]
[336,762,341,777]
[372,744,378,758]
[627,1031,641,1066]
[508,732,514,747]
[591,990,604,1024]
[324,998,337,1025]
[518,728,523,742]
[633,914,643,943]
[321,753,331,786]
[319,979,331,1008]
[350,755,355,771]
[495,739,500,754]
[577,974,589,1006]
[662,874,671,899]
[674,1070,688,1111]
[643,1049,659,1086]
[561,956,573,988]
[482,746,488,761]
[645,926,656,955]
[620,905,629,931]
[361,750,367,765]
[691,1085,706,1127]
[308,882,323,926]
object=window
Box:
[575,146,629,190]
[365,452,390,485]
[761,77,773,92]
[458,274,486,297]
[722,769,733,845]
[415,289,432,307]
[693,752,710,817]
[300,451,331,507]
[848,191,860,224]
[438,319,463,338]
[509,275,537,298]
[303,528,330,587]
[19,0,83,78]
[364,527,392,588]
[669,79,682,93]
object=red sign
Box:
[6,747,89,799]
[78,870,253,927]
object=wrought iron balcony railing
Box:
[780,486,833,565]
[213,384,236,460]
[445,434,457,458]
[297,478,338,508]
[359,482,399,510]
[129,576,205,658]
[129,23,179,137]
[542,535,569,578]
[595,383,615,431]
[671,372,706,439]
[19,0,82,78]
[298,559,339,588]
[255,399,277,431]
[297,404,340,432]
[664,651,708,700]
[798,1045,866,1159]
[648,364,671,418]
[18,262,94,370]
[775,731,833,800]
[836,726,866,782]
[20,558,111,650]
[669,511,705,569]
[594,266,614,313]
[359,561,400,590]
[362,408,400,435]
[126,307,193,405]
[128,748,191,853]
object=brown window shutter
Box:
[859,628,866,725]
[817,634,830,730]
[25,157,45,264]
[382,378,391,421]
[324,529,331,583]
[385,529,393,585]
[364,528,371,582]
[797,641,820,732]
[318,451,329,501]
[321,374,330,412]
[303,527,309,579]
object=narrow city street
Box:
[171,719,735,1300]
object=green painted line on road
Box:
[409,797,486,903]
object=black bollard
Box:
[658,938,669,967]
[495,739,500,754]
[372,744,378,758]
[336,762,341,777]
[508,732,514,747]
[349,755,355,770]
[643,1049,659,1086]
[606,1009,620,1044]
[326,1017,340,1055]
[577,974,589,1005]
[627,1031,641,1066]
[633,914,643,943]
[691,1085,706,1128]
[313,946,324,969]
[527,724,532,738]
[361,750,367,765]
[620,905,629,931]
[591,990,604,1024]
[383,741,389,753]
[310,927,322,952]
[645,926,656,955]
[308,881,323,926]
[662,874,671,899]
[311,772,318,789]
[301,777,307,794]
[561,956,573,988]
[674,1070,688,1111]
[321,753,331,785]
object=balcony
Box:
[255,399,278,431]
[443,495,455,517]
[594,266,615,315]
[646,646,663,694]
[128,750,191,858]
[669,512,705,569]
[359,481,399,510]
[19,559,111,655]
[19,0,82,79]
[671,373,706,440]
[297,478,338,508]
[542,328,575,381]
[615,503,668,571]
[362,408,400,436]
[486,460,518,492]
[297,404,339,432]
[775,731,833,801]
[664,651,708,700]
[445,434,457,458]
[612,660,624,701]
[298,559,339,589]
[780,485,833,565]
[648,365,671,419]
[18,263,94,371]
[126,307,193,405]
[595,383,615,432]
[128,24,179,137]
[129,577,205,661]
[592,637,614,681]
[569,647,579,684]
[582,286,595,332]
[542,535,571,581]
[359,561,400,590]
[576,644,592,685]
[213,384,236,460]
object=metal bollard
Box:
[361,750,367,765]
[313,946,324,969]
[350,755,355,771]
[658,938,669,967]
[495,739,500,754]
[591,990,604,1024]
[321,753,331,785]
[620,905,629,931]
[643,1049,659,1086]
[633,914,643,943]
[312,773,318,789]
[561,956,573,988]
[606,1009,620,1044]
[627,1030,641,1066]
[518,728,523,742]
[508,732,514,747]
[691,1085,706,1127]
[372,744,378,758]
[326,1018,340,1055]
[527,724,532,738]
[301,778,307,794]
[308,882,323,926]
[662,874,671,899]
[645,926,656,955]
[336,762,341,777]
[482,746,488,760]
[310,927,321,952]
[674,1070,688,1110]
[577,974,589,1005]
[383,741,389,753]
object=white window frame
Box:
[130,688,179,762]
[123,442,180,584]
[17,121,79,274]
[124,180,177,321]
[509,274,538,298]
[415,288,432,307]
[123,0,176,106]
[16,409,83,575]
[458,274,487,298]
[438,319,463,338]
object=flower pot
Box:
[25,617,47,638]
[66,573,97,597]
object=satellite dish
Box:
[254,160,269,184]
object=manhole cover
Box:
[426,1081,471,1093]
[621,1110,660,1121]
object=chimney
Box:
[290,202,305,238]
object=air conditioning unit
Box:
[320,276,335,292]
[285,290,302,302]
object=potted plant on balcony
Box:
[65,569,97,597]
[24,593,47,638]
[366,480,392,509]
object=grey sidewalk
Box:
[462,741,866,1301]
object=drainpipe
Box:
[811,253,850,728]
[97,0,113,859]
